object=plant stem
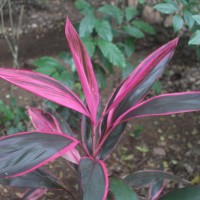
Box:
[0,0,8,11]
[78,142,90,157]
[17,1,24,42]
[0,0,24,68]
[63,186,78,200]
[0,0,14,56]
[8,0,15,45]
[93,125,114,158]
[92,125,96,156]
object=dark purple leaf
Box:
[120,92,200,123]
[124,170,182,188]
[103,38,178,129]
[0,132,78,178]
[81,115,92,155]
[0,168,66,189]
[98,122,126,160]
[78,157,108,200]
[99,81,125,138]
[0,68,89,116]
[28,107,81,164]
[112,52,173,120]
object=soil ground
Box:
[0,0,200,199]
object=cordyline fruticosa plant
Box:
[0,18,200,200]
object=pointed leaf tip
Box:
[97,38,180,160]
[28,107,62,133]
[65,18,99,123]
[101,37,179,142]
[121,92,200,122]
[0,68,89,117]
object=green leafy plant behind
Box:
[32,54,76,90]
[0,98,28,135]
[109,178,138,200]
[32,53,83,129]
[75,0,156,78]
[154,0,200,58]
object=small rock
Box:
[184,163,194,175]
[154,121,159,125]
[189,77,196,82]
[153,147,166,156]
[31,23,38,29]
[123,154,134,161]
[192,128,198,135]
[160,135,165,141]
[157,128,163,133]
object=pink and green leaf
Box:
[0,168,66,189]
[0,131,78,178]
[0,68,89,116]
[65,18,99,123]
[78,157,108,200]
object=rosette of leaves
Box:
[154,0,200,58]
[0,18,200,199]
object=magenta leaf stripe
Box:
[65,18,99,123]
[78,157,108,200]
[0,68,89,116]
[97,44,177,159]
[0,132,78,178]
[149,180,165,200]
[21,188,47,200]
[28,107,62,133]
[120,92,200,123]
[112,52,174,120]
[110,38,178,108]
